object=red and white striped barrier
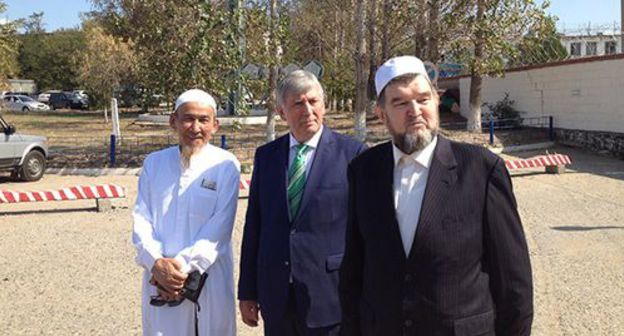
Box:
[505,154,571,170]
[239,179,251,191]
[0,184,126,204]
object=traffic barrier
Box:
[0,184,126,212]
[505,154,571,174]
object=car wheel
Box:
[22,106,29,112]
[19,150,46,182]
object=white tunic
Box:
[132,144,240,336]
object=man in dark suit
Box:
[238,70,366,335]
[339,56,533,336]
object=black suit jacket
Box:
[239,127,366,328]
[339,136,533,336]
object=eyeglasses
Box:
[149,295,186,307]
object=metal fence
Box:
[45,116,554,168]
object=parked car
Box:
[37,90,61,104]
[0,114,48,181]
[2,94,50,112]
[72,90,88,99]
[69,91,90,110]
[48,92,73,110]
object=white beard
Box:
[180,143,204,169]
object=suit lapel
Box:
[295,127,333,222]
[408,136,457,261]
[275,135,290,220]
[376,141,408,263]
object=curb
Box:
[45,142,556,177]
[46,167,141,176]
[501,142,555,153]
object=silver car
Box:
[2,95,50,112]
[0,114,48,181]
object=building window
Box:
[605,41,617,55]
[570,42,581,56]
[586,42,597,56]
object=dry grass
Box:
[1,109,549,169]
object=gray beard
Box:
[180,143,204,169]
[393,128,436,154]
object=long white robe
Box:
[132,144,239,336]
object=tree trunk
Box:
[381,0,390,60]
[468,74,482,132]
[354,0,367,142]
[468,0,485,132]
[427,0,440,63]
[413,0,427,58]
[366,0,377,114]
[265,0,278,142]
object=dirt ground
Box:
[1,145,622,335]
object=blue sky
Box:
[1,0,621,32]
[2,0,92,31]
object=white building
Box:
[560,32,621,58]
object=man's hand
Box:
[239,300,260,327]
[149,275,182,301]
[151,258,188,296]
[156,284,182,301]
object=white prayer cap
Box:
[174,89,217,112]
[375,56,427,96]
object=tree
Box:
[265,0,280,142]
[353,0,367,141]
[0,1,20,88]
[24,11,45,34]
[18,29,85,90]
[448,0,552,132]
[78,21,136,108]
[90,0,244,110]
[511,15,568,67]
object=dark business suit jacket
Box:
[239,126,366,328]
[340,136,533,336]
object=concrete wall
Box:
[459,56,624,134]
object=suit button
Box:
[404,274,412,282]
[284,261,289,266]
[404,319,413,327]
[290,229,296,235]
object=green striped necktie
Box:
[288,144,310,221]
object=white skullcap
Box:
[375,56,428,96]
[174,89,217,112]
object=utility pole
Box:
[228,0,245,115]
[621,0,623,52]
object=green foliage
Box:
[90,0,246,112]
[447,0,553,77]
[510,15,568,67]
[17,29,85,90]
[78,21,137,108]
[0,1,20,87]
[483,93,523,121]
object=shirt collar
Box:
[392,135,438,169]
[289,125,324,149]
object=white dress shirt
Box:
[393,136,438,256]
[288,125,324,178]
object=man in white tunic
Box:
[133,89,239,335]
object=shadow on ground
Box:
[551,225,624,232]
